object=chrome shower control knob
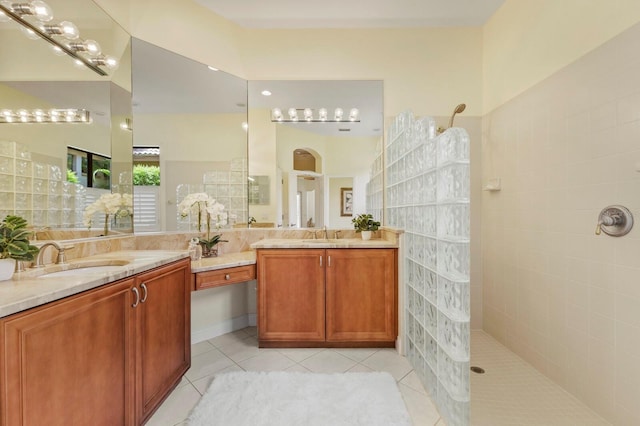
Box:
[595,205,633,237]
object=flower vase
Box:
[200,243,218,258]
[361,230,372,240]
[0,258,16,281]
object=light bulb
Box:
[59,21,79,39]
[103,55,118,69]
[349,108,359,121]
[304,108,313,121]
[31,0,53,22]
[1,109,13,117]
[334,108,344,121]
[49,109,59,122]
[288,108,298,121]
[84,39,101,55]
[318,108,327,121]
[272,108,282,121]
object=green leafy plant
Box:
[133,164,160,186]
[351,213,380,232]
[67,169,79,183]
[0,215,39,261]
[198,233,228,252]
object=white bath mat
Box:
[187,371,411,426]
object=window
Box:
[67,147,111,189]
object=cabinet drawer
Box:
[195,265,256,290]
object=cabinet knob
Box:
[225,274,231,280]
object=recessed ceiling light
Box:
[207,65,219,71]
[261,90,272,96]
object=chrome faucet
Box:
[33,242,72,268]
[322,226,328,240]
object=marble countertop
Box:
[250,238,398,249]
[0,250,189,318]
[190,251,256,273]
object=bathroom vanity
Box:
[0,251,191,426]
[251,239,398,348]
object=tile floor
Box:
[470,330,610,426]
[146,327,445,426]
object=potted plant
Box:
[351,213,380,241]
[0,215,39,281]
[178,193,228,257]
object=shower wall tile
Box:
[482,20,640,426]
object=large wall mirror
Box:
[0,0,131,233]
[247,80,383,228]
[131,38,248,232]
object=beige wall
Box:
[96,0,483,118]
[483,0,640,113]
[482,23,640,425]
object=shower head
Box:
[448,103,466,128]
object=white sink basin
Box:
[38,261,130,278]
[39,266,126,278]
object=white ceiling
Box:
[195,0,506,29]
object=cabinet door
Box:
[0,279,136,426]
[258,249,325,342]
[326,249,397,342]
[135,258,191,424]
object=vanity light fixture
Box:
[0,108,91,124]
[271,107,360,123]
[0,1,118,76]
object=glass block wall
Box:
[365,150,384,223]
[0,140,86,228]
[176,158,248,230]
[386,112,470,426]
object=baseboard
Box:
[191,314,250,344]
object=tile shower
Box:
[383,112,470,426]
[481,21,640,425]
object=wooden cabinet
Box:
[257,248,397,348]
[0,279,136,426]
[257,249,325,343]
[325,249,397,343]
[194,264,256,291]
[0,258,191,426]
[135,259,191,424]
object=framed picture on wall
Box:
[341,187,353,216]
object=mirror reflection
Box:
[247,80,383,228]
[131,38,248,233]
[0,0,131,233]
